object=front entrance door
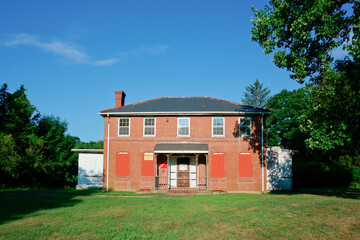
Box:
[177,157,190,187]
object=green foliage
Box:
[299,59,360,156]
[74,140,103,149]
[251,0,359,83]
[266,87,310,150]
[0,84,86,189]
[0,133,22,186]
[36,116,80,187]
[252,1,360,186]
[293,159,353,188]
[351,167,360,188]
[241,79,271,108]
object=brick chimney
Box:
[114,90,126,108]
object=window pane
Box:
[213,127,223,135]
[179,118,189,127]
[144,127,154,135]
[145,118,155,126]
[240,117,250,126]
[119,127,129,135]
[239,117,251,137]
[119,118,130,136]
[119,118,129,126]
[240,126,250,136]
[178,127,189,136]
[213,118,224,126]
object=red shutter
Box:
[142,153,155,176]
[116,153,129,176]
[239,154,252,177]
[211,153,225,177]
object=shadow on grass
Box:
[0,191,82,225]
[269,188,360,200]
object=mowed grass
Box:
[0,189,359,240]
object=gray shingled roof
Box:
[100,97,270,116]
[154,143,208,153]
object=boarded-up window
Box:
[239,154,252,177]
[142,153,155,176]
[116,153,129,176]
[211,153,225,177]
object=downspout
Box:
[261,113,264,193]
[106,114,110,191]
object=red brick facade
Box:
[102,114,267,192]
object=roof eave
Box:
[99,111,271,117]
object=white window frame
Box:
[212,117,225,137]
[177,117,190,137]
[239,116,252,138]
[118,117,130,136]
[143,117,156,137]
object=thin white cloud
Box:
[137,44,170,55]
[91,58,119,66]
[3,33,118,66]
[3,33,170,65]
[119,44,170,58]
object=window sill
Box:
[212,135,225,138]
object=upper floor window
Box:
[212,117,224,136]
[143,117,156,136]
[239,117,252,137]
[177,117,190,137]
[118,117,130,136]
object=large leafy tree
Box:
[300,58,360,157]
[0,84,81,188]
[0,84,42,187]
[251,0,360,156]
[267,88,310,151]
[241,79,271,108]
[36,116,80,187]
[251,0,359,83]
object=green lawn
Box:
[0,189,359,239]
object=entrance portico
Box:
[154,143,208,191]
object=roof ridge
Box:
[162,96,209,98]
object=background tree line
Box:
[247,0,360,188]
[0,84,103,189]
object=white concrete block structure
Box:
[267,146,294,190]
[72,149,104,189]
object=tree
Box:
[0,85,43,187]
[300,58,360,158]
[241,79,271,108]
[267,88,310,151]
[0,84,10,130]
[0,84,81,188]
[251,0,359,83]
[74,140,103,149]
[36,115,80,187]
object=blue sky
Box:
[0,0,302,142]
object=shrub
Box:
[293,160,353,188]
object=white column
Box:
[167,154,170,189]
[196,154,199,189]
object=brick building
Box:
[100,91,270,193]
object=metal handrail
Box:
[197,176,207,190]
[155,176,168,190]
